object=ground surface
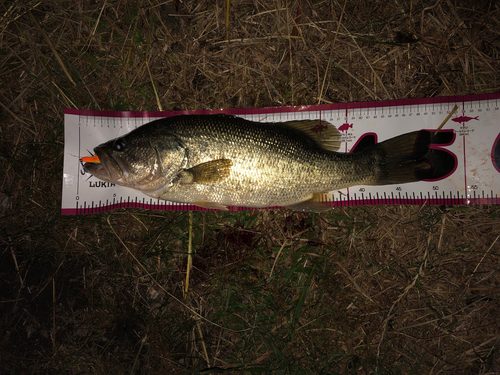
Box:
[1,1,499,374]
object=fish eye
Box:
[113,138,126,151]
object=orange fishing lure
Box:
[81,156,100,163]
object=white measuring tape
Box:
[62,94,500,214]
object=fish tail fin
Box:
[369,130,455,185]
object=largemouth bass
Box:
[82,114,452,211]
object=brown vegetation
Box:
[1,1,499,373]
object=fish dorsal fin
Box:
[281,120,341,151]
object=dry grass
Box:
[1,1,500,374]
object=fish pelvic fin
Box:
[178,159,233,184]
[192,202,228,210]
[370,130,455,185]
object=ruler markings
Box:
[61,94,500,214]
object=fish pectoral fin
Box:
[192,201,228,211]
[285,194,332,213]
[179,159,233,184]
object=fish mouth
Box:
[83,148,130,184]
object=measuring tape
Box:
[61,93,500,214]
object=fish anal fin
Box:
[180,159,232,184]
[285,193,332,213]
[282,120,341,152]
